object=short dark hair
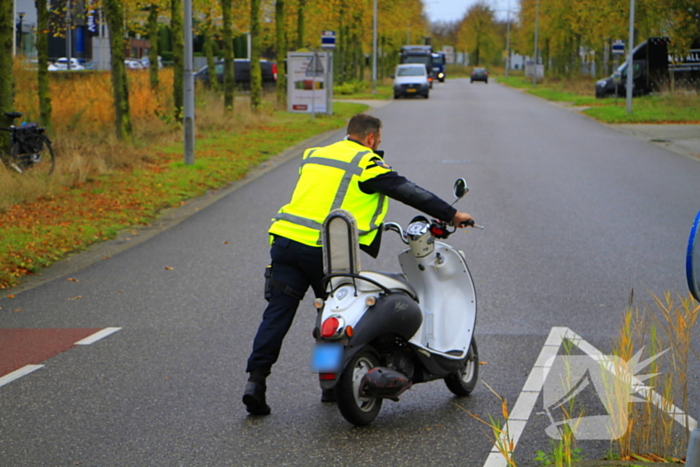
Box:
[347,114,382,138]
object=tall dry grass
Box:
[3,59,280,211]
[613,291,700,460]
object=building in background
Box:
[13,0,150,70]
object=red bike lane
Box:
[0,328,112,383]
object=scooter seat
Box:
[360,271,419,302]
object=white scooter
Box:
[311,178,481,426]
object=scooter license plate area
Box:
[311,343,343,373]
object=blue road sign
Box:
[612,40,625,55]
[321,31,336,49]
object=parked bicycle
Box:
[1,112,55,176]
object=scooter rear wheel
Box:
[444,338,479,397]
[336,347,383,426]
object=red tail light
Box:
[319,373,336,380]
[321,317,340,338]
[272,63,278,81]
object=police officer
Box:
[243,113,474,415]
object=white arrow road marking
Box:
[482,326,698,467]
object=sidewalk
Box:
[610,123,700,161]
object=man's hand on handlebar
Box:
[452,211,475,228]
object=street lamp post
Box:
[505,0,511,79]
[184,0,195,164]
[372,0,377,95]
[625,0,635,114]
[533,0,539,86]
[66,0,72,70]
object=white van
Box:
[393,64,430,99]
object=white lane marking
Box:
[481,326,697,467]
[75,327,122,345]
[0,365,44,388]
[482,326,563,467]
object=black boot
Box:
[243,367,271,415]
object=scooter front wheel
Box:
[444,338,479,397]
[336,347,383,426]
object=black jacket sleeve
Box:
[359,170,457,223]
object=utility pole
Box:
[66,0,72,69]
[183,0,195,164]
[625,0,635,114]
[532,0,539,86]
[505,0,511,79]
[372,0,377,95]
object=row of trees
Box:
[432,0,699,77]
[517,0,700,78]
[2,0,430,148]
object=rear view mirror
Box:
[453,178,468,199]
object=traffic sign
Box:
[321,31,336,49]
[612,40,625,55]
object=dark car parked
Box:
[470,67,488,84]
[195,59,278,88]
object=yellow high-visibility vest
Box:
[269,139,392,247]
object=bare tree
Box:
[220,0,234,111]
[148,4,159,90]
[275,0,287,107]
[171,0,184,119]
[0,0,13,155]
[36,0,52,130]
[103,0,133,141]
[250,0,262,110]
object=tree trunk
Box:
[296,0,306,49]
[36,0,52,130]
[148,4,159,90]
[171,0,184,120]
[204,26,218,93]
[103,0,133,141]
[0,0,11,154]
[221,0,234,111]
[250,0,262,111]
[275,0,286,107]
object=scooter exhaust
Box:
[360,367,413,400]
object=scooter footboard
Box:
[412,349,464,379]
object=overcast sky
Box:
[424,0,517,23]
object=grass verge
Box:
[0,99,368,290]
[499,75,700,123]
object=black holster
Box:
[263,264,305,302]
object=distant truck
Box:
[595,37,700,98]
[431,52,446,82]
[400,45,435,86]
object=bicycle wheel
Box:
[10,134,55,176]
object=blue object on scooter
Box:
[687,210,700,302]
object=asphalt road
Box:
[1,79,699,467]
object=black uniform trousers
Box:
[246,236,326,373]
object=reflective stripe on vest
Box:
[274,149,382,243]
